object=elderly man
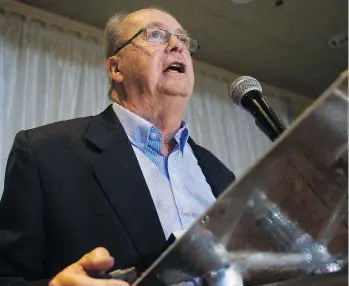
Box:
[0,8,235,286]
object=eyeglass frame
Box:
[112,28,200,55]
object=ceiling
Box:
[17,0,348,98]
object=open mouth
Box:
[164,62,186,73]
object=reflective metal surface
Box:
[133,71,348,286]
[202,265,243,286]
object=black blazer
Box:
[0,105,235,286]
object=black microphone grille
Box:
[229,76,262,105]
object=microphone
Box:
[229,76,286,142]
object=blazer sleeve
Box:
[0,131,48,286]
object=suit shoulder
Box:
[19,116,93,146]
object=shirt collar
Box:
[175,121,190,152]
[112,103,190,152]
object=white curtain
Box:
[187,73,296,176]
[0,11,309,196]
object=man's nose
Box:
[165,35,185,54]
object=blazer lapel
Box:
[188,137,235,198]
[84,105,166,259]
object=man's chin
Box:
[163,89,191,98]
[160,83,193,98]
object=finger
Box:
[78,247,115,272]
[50,272,129,286]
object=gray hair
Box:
[104,12,128,98]
[104,12,128,60]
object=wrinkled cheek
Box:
[123,72,147,95]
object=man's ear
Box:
[106,56,123,83]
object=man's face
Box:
[115,9,195,102]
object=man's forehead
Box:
[123,9,187,35]
[145,21,188,35]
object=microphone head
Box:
[229,76,262,106]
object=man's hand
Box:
[49,247,129,286]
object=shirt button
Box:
[150,133,158,140]
[182,206,190,214]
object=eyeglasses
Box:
[113,28,200,55]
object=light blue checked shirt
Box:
[112,103,216,240]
